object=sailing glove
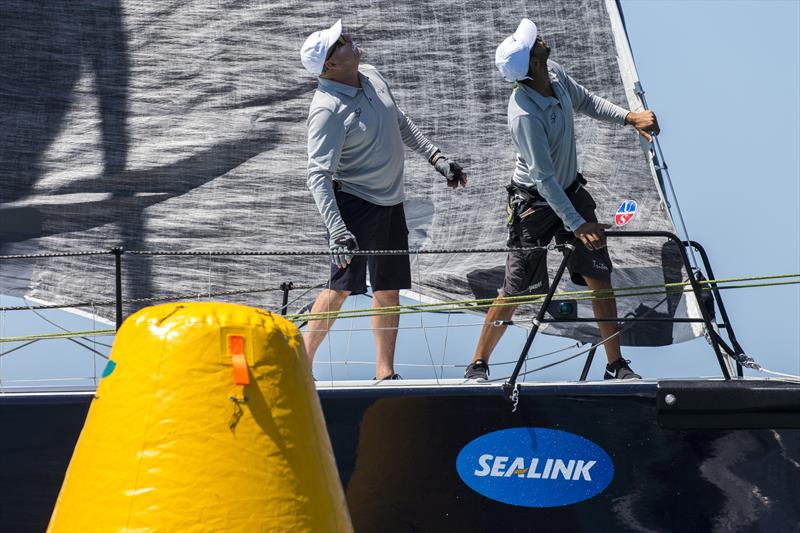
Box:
[329,230,359,269]
[431,153,467,188]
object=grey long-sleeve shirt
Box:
[306,64,439,237]
[509,61,629,231]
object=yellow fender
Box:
[48,302,352,533]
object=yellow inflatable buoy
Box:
[48,302,352,532]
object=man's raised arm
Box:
[556,63,660,141]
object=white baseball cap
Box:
[495,19,537,82]
[300,19,343,75]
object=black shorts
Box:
[502,185,612,296]
[327,191,411,294]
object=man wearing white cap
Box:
[300,20,467,380]
[464,19,659,381]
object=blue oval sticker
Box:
[456,427,614,507]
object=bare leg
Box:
[302,288,350,366]
[372,290,400,379]
[584,276,622,364]
[472,295,519,364]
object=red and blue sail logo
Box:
[614,200,637,227]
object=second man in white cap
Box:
[300,20,467,380]
[464,18,659,381]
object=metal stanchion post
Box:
[280,282,293,316]
[113,247,123,330]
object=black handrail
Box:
[1,233,745,384]
[689,241,746,377]
[503,230,734,399]
[504,243,576,395]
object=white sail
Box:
[0,0,700,347]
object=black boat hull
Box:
[2,381,799,532]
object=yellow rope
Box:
[287,273,800,322]
[0,329,116,344]
[2,273,797,343]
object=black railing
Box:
[1,231,748,386]
[502,231,746,399]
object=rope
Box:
[125,245,551,257]
[5,270,772,318]
[0,250,113,260]
[288,274,800,322]
[0,283,322,312]
[2,273,796,344]
[755,368,800,382]
[0,329,115,344]
[0,300,117,312]
[727,355,800,383]
[28,303,113,348]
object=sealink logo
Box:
[614,200,637,227]
[456,427,614,507]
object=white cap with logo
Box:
[495,19,538,82]
[300,19,343,75]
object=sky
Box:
[1,0,798,388]
[620,0,800,376]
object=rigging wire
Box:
[92,302,97,385]
[2,274,798,344]
[300,341,582,371]
[416,250,441,384]
[440,305,453,379]
[634,81,700,271]
[0,340,38,358]
[324,265,336,383]
[27,299,113,348]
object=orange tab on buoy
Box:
[228,335,250,385]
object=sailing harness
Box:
[506,173,587,246]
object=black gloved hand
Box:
[431,153,468,188]
[329,230,359,269]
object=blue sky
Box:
[620,0,800,377]
[1,0,798,386]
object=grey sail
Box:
[0,0,700,346]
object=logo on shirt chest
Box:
[345,108,368,134]
[550,111,557,124]
[350,108,368,133]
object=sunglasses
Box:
[326,36,347,60]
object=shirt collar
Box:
[516,68,562,110]
[318,76,359,98]
[517,83,556,110]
